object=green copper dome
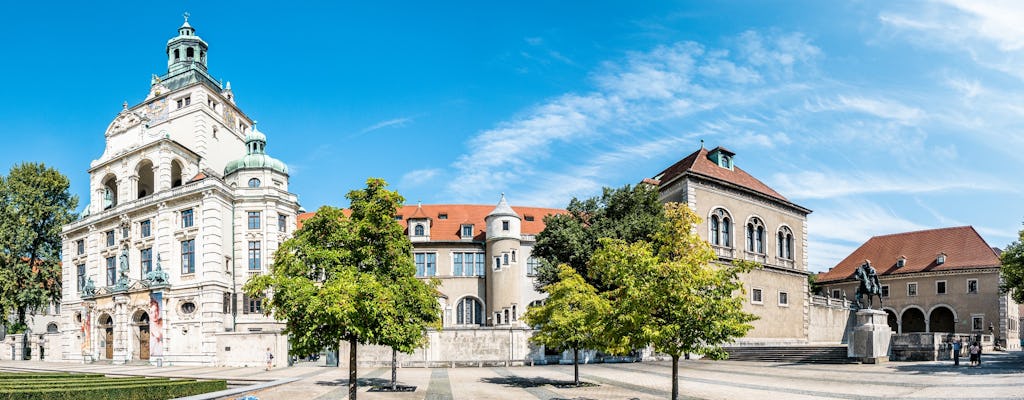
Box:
[224,125,289,176]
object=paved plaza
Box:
[2,351,1024,399]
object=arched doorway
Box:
[136,160,154,199]
[132,310,150,360]
[929,306,955,333]
[98,313,114,359]
[901,308,926,333]
[884,309,898,332]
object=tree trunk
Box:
[573,347,580,386]
[349,337,358,400]
[671,354,679,400]
[391,347,397,390]
[16,306,25,327]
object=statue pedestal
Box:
[848,309,891,363]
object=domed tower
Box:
[484,194,523,326]
[223,124,289,187]
[166,14,209,75]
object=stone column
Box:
[113,295,129,364]
[128,175,139,202]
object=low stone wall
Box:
[891,333,994,361]
[807,295,855,344]
[340,327,541,367]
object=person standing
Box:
[969,342,981,367]
[266,348,274,371]
[952,338,961,366]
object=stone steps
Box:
[723,345,855,364]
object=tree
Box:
[523,264,611,386]
[244,178,439,399]
[590,203,757,400]
[1000,222,1024,303]
[532,184,666,289]
[0,163,78,329]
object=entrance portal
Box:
[901,308,926,333]
[99,314,113,359]
[133,310,150,360]
[929,306,955,333]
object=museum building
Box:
[817,226,1020,350]
[647,145,813,344]
[58,18,300,366]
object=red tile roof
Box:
[297,204,566,241]
[817,226,1001,283]
[653,146,789,202]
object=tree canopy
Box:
[1000,222,1024,303]
[244,178,439,399]
[531,184,666,289]
[0,163,78,329]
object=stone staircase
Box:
[723,345,854,364]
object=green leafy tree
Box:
[0,163,78,328]
[244,178,439,399]
[590,203,757,400]
[523,264,611,386]
[1000,222,1024,303]
[532,184,666,289]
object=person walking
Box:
[266,347,274,371]
[969,342,981,367]
[952,337,961,366]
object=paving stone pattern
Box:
[2,351,1024,399]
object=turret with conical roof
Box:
[484,193,524,326]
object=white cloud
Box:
[354,117,412,137]
[809,201,930,244]
[771,169,1004,200]
[399,168,441,187]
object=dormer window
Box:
[438,213,448,220]
[524,215,535,222]
[897,256,907,268]
[461,224,474,238]
[936,253,946,265]
[708,146,735,170]
[414,224,425,236]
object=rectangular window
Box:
[176,99,183,109]
[502,220,510,231]
[77,264,86,291]
[461,224,473,238]
[76,239,85,255]
[438,213,448,220]
[908,282,918,297]
[779,291,789,306]
[415,253,425,277]
[223,293,232,314]
[831,288,841,299]
[140,220,151,238]
[751,288,763,304]
[967,279,979,294]
[122,225,129,239]
[140,248,153,274]
[476,253,485,276]
[181,239,195,274]
[181,209,194,228]
[106,257,116,286]
[248,241,261,271]
[106,230,115,247]
[527,257,540,276]
[248,211,261,230]
[881,285,890,298]
[453,253,463,276]
[243,294,263,314]
[972,316,984,331]
[937,280,947,295]
[278,214,287,232]
[422,253,436,276]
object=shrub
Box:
[0,379,227,400]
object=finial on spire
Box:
[183,12,190,23]
[122,101,128,111]
[700,139,705,149]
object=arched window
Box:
[171,160,184,188]
[777,226,794,260]
[456,297,483,325]
[248,178,261,188]
[711,208,733,248]
[136,160,154,199]
[102,174,118,210]
[186,47,195,59]
[746,217,765,254]
[46,322,58,334]
[414,224,424,236]
[710,215,720,245]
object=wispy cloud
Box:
[771,169,1005,200]
[399,168,441,187]
[353,117,412,137]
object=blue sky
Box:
[0,1,1021,271]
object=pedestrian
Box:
[952,337,961,366]
[266,347,274,371]
[969,342,981,367]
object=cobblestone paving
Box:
[2,351,1023,399]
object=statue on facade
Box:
[113,247,131,291]
[102,188,114,210]
[83,277,96,296]
[145,254,169,286]
[854,260,882,310]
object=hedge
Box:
[0,373,103,379]
[0,377,168,389]
[0,379,227,400]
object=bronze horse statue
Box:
[854,260,883,310]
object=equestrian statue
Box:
[854,259,883,310]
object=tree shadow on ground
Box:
[480,376,566,388]
[314,377,391,387]
[889,352,1024,376]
